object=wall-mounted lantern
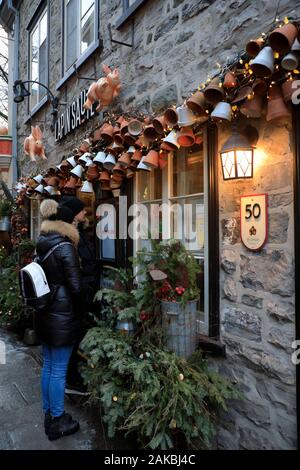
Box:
[220,126,257,180]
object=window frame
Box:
[30,197,42,242]
[134,124,220,339]
[26,0,49,116]
[116,0,149,29]
[57,0,102,90]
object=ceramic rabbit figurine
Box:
[24,126,47,162]
[84,64,121,112]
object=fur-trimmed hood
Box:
[40,220,80,246]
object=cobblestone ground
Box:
[0,329,134,450]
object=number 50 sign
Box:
[240,194,268,251]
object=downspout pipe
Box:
[7,0,20,188]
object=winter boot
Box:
[47,412,80,441]
[44,410,52,435]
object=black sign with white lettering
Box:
[54,89,97,142]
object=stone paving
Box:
[0,329,134,450]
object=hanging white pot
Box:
[176,105,196,127]
[163,130,180,149]
[66,156,77,167]
[34,184,44,194]
[103,153,116,170]
[127,146,136,154]
[81,181,94,193]
[94,151,107,164]
[211,102,232,121]
[70,164,83,178]
[137,157,151,171]
[281,52,299,71]
[250,46,274,77]
[33,174,43,184]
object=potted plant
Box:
[134,240,201,358]
[0,199,13,232]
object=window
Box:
[64,0,96,71]
[29,8,48,110]
[116,0,149,29]
[135,134,211,335]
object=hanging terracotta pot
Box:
[86,164,99,181]
[58,177,66,190]
[120,120,129,136]
[143,125,158,142]
[94,151,107,164]
[195,134,203,145]
[116,116,125,126]
[92,128,102,141]
[231,85,253,104]
[240,94,264,118]
[266,85,291,121]
[269,22,298,55]
[123,132,137,145]
[177,105,196,127]
[186,91,206,115]
[99,170,110,182]
[79,140,90,153]
[281,52,299,70]
[163,130,180,150]
[103,153,116,170]
[246,37,264,57]
[177,127,195,147]
[223,71,237,88]
[129,160,138,170]
[128,119,143,136]
[107,141,124,155]
[281,79,296,103]
[161,142,176,151]
[64,176,79,190]
[211,102,232,121]
[118,152,131,167]
[81,181,94,193]
[114,133,124,146]
[110,179,122,190]
[204,77,225,104]
[47,176,60,187]
[153,115,167,134]
[164,107,178,127]
[113,163,126,175]
[143,150,159,169]
[158,151,168,170]
[250,46,274,77]
[132,150,142,162]
[100,180,111,191]
[252,78,268,96]
[126,168,135,179]
[100,124,114,143]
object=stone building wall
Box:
[15,0,299,449]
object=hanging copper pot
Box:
[240,94,264,118]
[164,107,178,127]
[99,170,110,182]
[143,150,159,169]
[223,71,237,88]
[246,37,264,57]
[118,152,131,167]
[269,22,298,55]
[186,91,206,114]
[266,85,291,121]
[204,77,225,104]
[252,78,268,96]
[177,127,195,147]
[131,150,142,162]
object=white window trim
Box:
[28,7,48,112]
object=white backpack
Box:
[19,241,72,310]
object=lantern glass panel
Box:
[221,151,235,179]
[236,149,253,178]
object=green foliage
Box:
[80,327,241,450]
[0,198,13,217]
[18,238,36,257]
[0,261,24,327]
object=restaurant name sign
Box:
[54,89,97,142]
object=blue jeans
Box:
[41,345,73,417]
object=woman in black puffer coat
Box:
[35,199,83,441]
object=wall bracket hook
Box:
[108,19,134,48]
[73,64,97,81]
